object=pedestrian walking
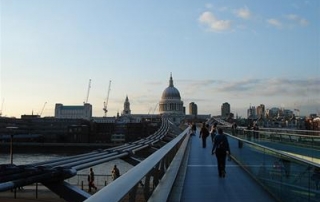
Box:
[199,122,209,148]
[191,123,197,136]
[212,128,230,178]
[112,164,120,181]
[88,168,98,192]
[210,122,218,143]
[231,122,237,136]
[253,123,259,139]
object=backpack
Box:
[217,136,228,151]
[202,128,209,138]
[217,141,226,150]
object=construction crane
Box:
[152,102,158,114]
[103,80,111,117]
[84,79,91,104]
[40,102,47,116]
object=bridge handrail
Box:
[210,117,320,136]
[240,128,320,137]
[224,127,320,152]
[148,125,190,202]
[84,126,190,202]
[224,132,320,202]
[257,127,320,135]
[225,132,320,167]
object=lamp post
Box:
[6,126,18,164]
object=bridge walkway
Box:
[180,132,277,202]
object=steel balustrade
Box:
[84,124,190,202]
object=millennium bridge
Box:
[1,118,320,202]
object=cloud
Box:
[179,79,217,97]
[198,11,232,32]
[216,78,320,98]
[285,14,309,26]
[266,18,283,28]
[217,79,260,92]
[176,77,319,117]
[235,6,251,19]
[267,14,309,30]
[180,77,319,101]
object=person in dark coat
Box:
[212,128,230,178]
[191,123,197,136]
[199,122,209,148]
[88,168,98,192]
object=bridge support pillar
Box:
[129,184,138,202]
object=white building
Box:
[55,103,92,120]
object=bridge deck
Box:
[181,133,277,202]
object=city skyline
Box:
[1,1,319,118]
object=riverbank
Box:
[1,181,145,202]
[0,142,120,154]
[0,185,67,202]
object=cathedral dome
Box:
[159,74,184,124]
[161,86,181,100]
[161,75,181,100]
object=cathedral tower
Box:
[122,95,131,115]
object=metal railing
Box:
[224,132,320,202]
[224,127,320,158]
[65,174,112,190]
[85,125,190,202]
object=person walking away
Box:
[112,165,120,181]
[231,122,237,136]
[212,128,230,178]
[199,122,209,148]
[191,123,197,136]
[210,122,218,143]
[253,123,259,139]
[88,168,98,192]
[188,123,194,136]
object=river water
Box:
[0,152,134,188]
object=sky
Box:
[1,0,319,118]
